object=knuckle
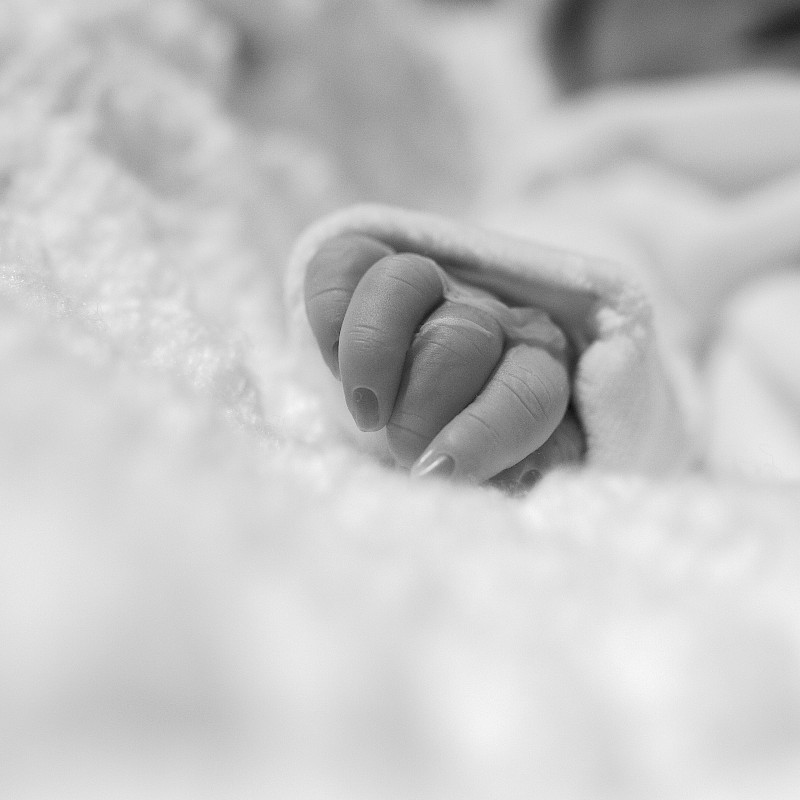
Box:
[379,254,442,297]
[499,367,551,424]
[500,347,570,424]
[530,372,559,414]
[320,233,393,267]
[386,410,433,466]
[306,234,394,295]
[343,321,405,360]
[417,310,503,362]
[387,409,428,435]
[413,335,474,367]
[305,287,351,331]
[387,413,428,443]
[460,408,503,447]
[345,320,387,347]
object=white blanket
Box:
[3,2,800,799]
[484,72,800,482]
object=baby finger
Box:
[411,341,571,483]
[386,301,505,467]
[304,233,395,377]
[339,253,444,431]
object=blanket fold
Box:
[285,203,698,475]
[481,70,800,482]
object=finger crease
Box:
[416,339,472,361]
[461,409,502,445]
[532,371,561,409]
[419,316,496,339]
[387,418,428,438]
[499,374,547,420]
[385,272,440,301]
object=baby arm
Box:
[304,233,585,487]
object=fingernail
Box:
[351,387,379,430]
[518,469,542,491]
[411,452,455,479]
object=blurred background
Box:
[199,0,557,216]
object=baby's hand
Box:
[304,233,584,486]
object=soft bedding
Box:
[3,1,800,799]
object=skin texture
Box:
[305,234,584,487]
